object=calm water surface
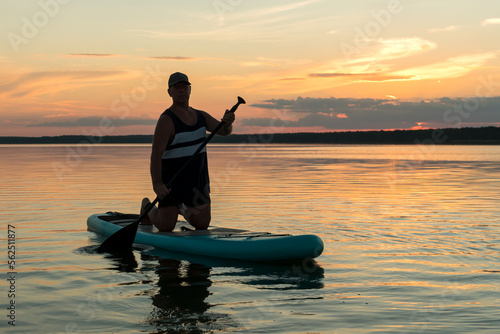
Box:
[0,144,499,333]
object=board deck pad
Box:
[99,212,284,238]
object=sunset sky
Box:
[1,0,499,136]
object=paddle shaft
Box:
[97,97,245,252]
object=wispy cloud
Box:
[307,36,498,85]
[392,52,498,80]
[0,70,130,99]
[308,37,435,83]
[238,0,322,17]
[28,116,156,127]
[481,18,500,26]
[66,54,123,57]
[346,37,437,65]
[131,0,323,43]
[238,57,301,67]
[147,56,196,61]
[429,25,460,32]
[308,72,413,81]
[280,77,306,81]
[65,53,199,61]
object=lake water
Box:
[0,143,499,333]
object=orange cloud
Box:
[147,56,196,60]
[309,72,413,82]
[66,54,122,57]
[0,70,131,100]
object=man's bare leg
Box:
[156,206,179,232]
[140,198,154,225]
[180,204,211,230]
[141,198,177,232]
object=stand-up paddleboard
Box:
[88,212,324,262]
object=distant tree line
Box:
[1,126,499,145]
[0,135,153,144]
[215,126,500,145]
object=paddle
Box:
[97,96,246,253]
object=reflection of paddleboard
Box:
[87,212,324,262]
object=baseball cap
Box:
[168,72,190,88]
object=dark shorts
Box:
[158,189,211,208]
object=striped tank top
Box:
[161,108,210,199]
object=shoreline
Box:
[1,126,499,145]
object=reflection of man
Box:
[149,259,212,329]
[144,256,324,331]
[140,72,235,232]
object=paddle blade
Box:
[96,220,140,253]
[96,198,158,253]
